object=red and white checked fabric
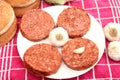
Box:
[0,0,120,80]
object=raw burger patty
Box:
[62,38,98,70]
[23,43,62,76]
[57,7,90,37]
[20,9,55,41]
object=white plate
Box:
[17,6,105,79]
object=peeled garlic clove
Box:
[104,22,120,41]
[73,47,85,54]
[48,27,69,47]
[108,41,120,61]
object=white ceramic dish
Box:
[17,6,105,79]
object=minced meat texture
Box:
[57,7,90,37]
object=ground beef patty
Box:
[62,38,98,70]
[20,9,55,41]
[23,43,62,76]
[57,7,90,37]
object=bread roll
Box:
[0,0,17,46]
[6,0,40,17]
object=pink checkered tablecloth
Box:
[0,0,120,80]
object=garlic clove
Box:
[73,47,85,54]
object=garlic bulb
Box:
[108,41,120,61]
[104,22,120,41]
[48,27,69,47]
[45,0,73,5]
